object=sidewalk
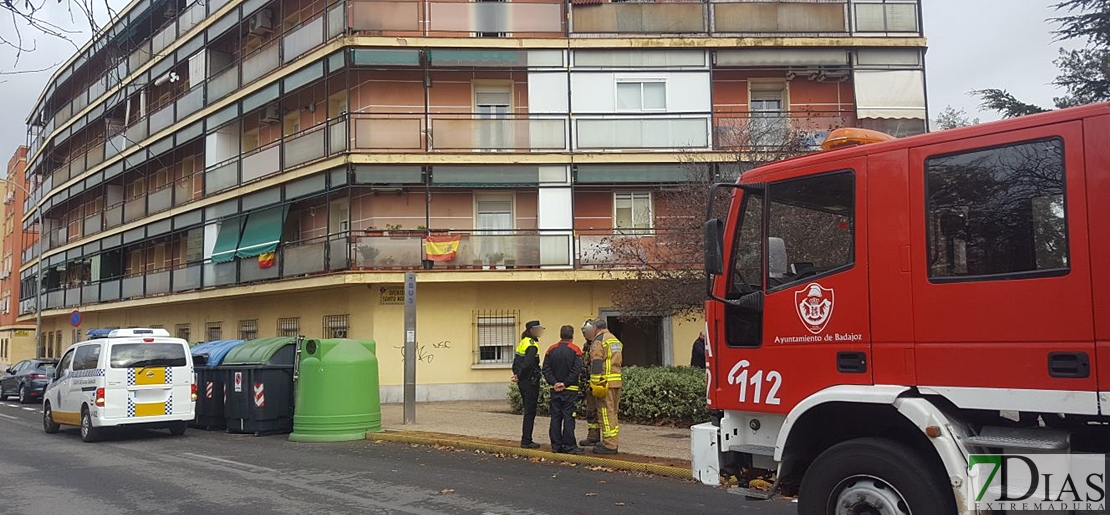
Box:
[377,401,692,463]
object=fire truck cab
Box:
[696,104,1110,514]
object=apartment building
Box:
[1,147,35,368]
[18,0,927,400]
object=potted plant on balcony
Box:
[504,256,517,269]
[488,252,505,270]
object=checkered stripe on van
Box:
[165,368,173,383]
[126,397,135,417]
[165,394,173,415]
[127,368,135,386]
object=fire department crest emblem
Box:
[795,283,834,334]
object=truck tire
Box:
[798,437,955,515]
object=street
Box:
[0,401,795,515]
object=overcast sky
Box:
[0,0,1084,157]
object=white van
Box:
[42,328,196,442]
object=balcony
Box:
[27,229,696,312]
[349,0,566,36]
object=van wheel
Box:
[798,437,955,515]
[169,422,187,436]
[42,402,60,434]
[80,407,101,443]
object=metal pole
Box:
[403,271,417,424]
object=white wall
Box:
[570,71,711,113]
[527,72,569,113]
[538,187,573,230]
[204,120,240,168]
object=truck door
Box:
[714,157,871,414]
[908,122,1098,416]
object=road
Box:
[0,401,796,515]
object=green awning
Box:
[235,206,289,258]
[211,217,244,264]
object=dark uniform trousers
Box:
[519,379,540,444]
[549,391,578,452]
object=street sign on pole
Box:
[69,310,82,328]
[403,272,417,425]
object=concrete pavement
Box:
[380,401,693,462]
[0,399,795,515]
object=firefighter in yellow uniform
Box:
[578,320,600,447]
[587,319,622,454]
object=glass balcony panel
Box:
[152,24,176,55]
[149,187,173,213]
[149,104,174,134]
[242,44,279,85]
[576,118,709,149]
[124,197,146,223]
[328,237,349,271]
[327,2,346,37]
[205,161,239,193]
[105,204,124,229]
[353,236,423,269]
[208,66,239,102]
[242,145,280,182]
[65,287,79,308]
[328,119,347,154]
[173,264,202,292]
[99,279,120,302]
[284,128,326,167]
[428,2,563,33]
[127,121,148,145]
[349,1,421,32]
[571,3,705,33]
[176,87,204,120]
[352,117,423,150]
[105,132,127,159]
[84,214,102,235]
[240,257,279,282]
[206,261,236,286]
[713,2,846,33]
[47,289,63,309]
[174,178,196,206]
[178,2,205,33]
[85,145,104,169]
[430,118,565,151]
[122,276,143,299]
[283,17,324,63]
[147,270,170,295]
[282,242,326,276]
[81,284,98,305]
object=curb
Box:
[367,431,691,479]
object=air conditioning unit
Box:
[259,103,280,124]
[249,9,274,35]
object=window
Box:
[205,322,222,342]
[476,311,517,365]
[614,192,653,231]
[277,317,300,337]
[175,323,191,341]
[766,171,855,289]
[476,194,514,260]
[616,81,666,111]
[73,344,101,371]
[239,319,258,340]
[475,85,512,150]
[925,139,1067,280]
[109,343,187,368]
[57,350,74,376]
[854,0,919,33]
[46,332,54,358]
[749,82,788,148]
[323,314,349,338]
[727,191,764,347]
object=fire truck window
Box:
[925,138,1067,280]
[727,192,764,347]
[766,171,855,289]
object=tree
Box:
[975,0,1110,117]
[933,105,980,131]
[1,0,116,77]
[602,113,829,320]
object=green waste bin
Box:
[221,337,297,435]
[290,339,381,442]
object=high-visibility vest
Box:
[589,334,623,388]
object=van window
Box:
[73,344,102,371]
[109,343,188,368]
[925,138,1068,280]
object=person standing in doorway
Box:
[542,325,583,454]
[512,320,544,449]
[588,319,623,454]
[690,330,707,369]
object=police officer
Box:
[512,320,544,449]
[578,320,601,448]
[542,325,583,454]
[588,319,623,455]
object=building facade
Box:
[18,0,927,400]
[1,147,35,368]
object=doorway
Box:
[602,314,666,367]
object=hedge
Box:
[507,366,710,427]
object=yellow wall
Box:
[0,328,37,368]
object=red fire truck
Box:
[694,103,1110,514]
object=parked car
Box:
[0,359,58,404]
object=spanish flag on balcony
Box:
[258,251,276,269]
[424,235,462,262]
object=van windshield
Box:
[110,343,188,368]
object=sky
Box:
[0,0,1085,156]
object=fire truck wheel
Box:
[798,437,954,515]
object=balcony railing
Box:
[349,0,566,36]
[26,229,699,312]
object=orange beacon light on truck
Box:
[820,127,895,150]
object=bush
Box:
[508,366,710,427]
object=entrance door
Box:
[604,315,663,367]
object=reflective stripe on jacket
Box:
[588,332,623,388]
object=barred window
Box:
[206,322,222,342]
[323,314,349,338]
[175,323,191,342]
[239,319,258,340]
[277,317,300,338]
[475,310,518,365]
